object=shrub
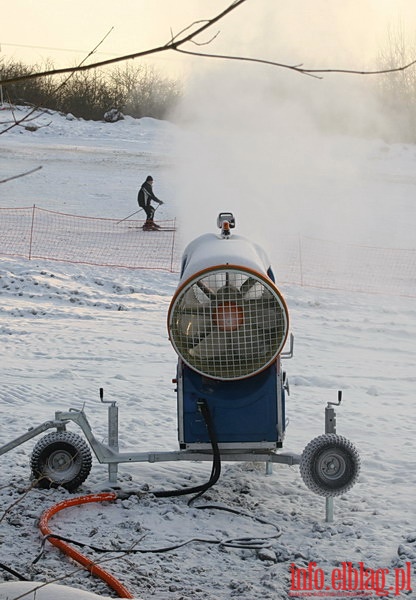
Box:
[0,59,181,121]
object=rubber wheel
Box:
[300,433,360,497]
[31,431,92,492]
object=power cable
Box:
[18,399,280,598]
[1,42,116,56]
[38,491,134,598]
[0,562,29,581]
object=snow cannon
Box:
[3,211,360,509]
[168,213,290,450]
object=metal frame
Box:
[0,385,352,524]
[0,400,301,486]
[61,403,300,482]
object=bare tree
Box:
[376,21,416,141]
[109,64,181,119]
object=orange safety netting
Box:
[1,207,415,297]
[274,234,416,298]
[0,206,180,272]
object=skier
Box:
[137,175,164,230]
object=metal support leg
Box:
[326,497,334,523]
[107,403,119,484]
[100,388,119,485]
[325,390,342,523]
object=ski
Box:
[129,226,177,231]
[143,228,177,232]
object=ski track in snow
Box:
[0,107,415,599]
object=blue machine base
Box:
[179,362,285,447]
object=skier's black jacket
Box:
[137,181,162,208]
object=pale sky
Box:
[2,1,416,80]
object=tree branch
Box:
[174,49,416,78]
[175,47,321,78]
[0,166,42,184]
[0,0,247,86]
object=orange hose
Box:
[39,492,135,599]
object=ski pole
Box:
[116,209,143,225]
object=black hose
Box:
[121,399,221,502]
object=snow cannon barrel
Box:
[167,231,289,381]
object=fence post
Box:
[298,234,304,287]
[169,218,177,273]
[28,204,36,260]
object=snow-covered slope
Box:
[0,107,415,599]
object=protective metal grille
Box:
[168,268,289,380]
